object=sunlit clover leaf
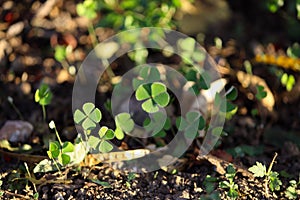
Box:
[74,102,102,130]
[151,83,170,107]
[35,83,53,106]
[59,142,74,165]
[47,141,60,159]
[115,113,134,139]
[88,135,100,149]
[99,126,115,140]
[132,66,161,90]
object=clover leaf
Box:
[76,0,98,20]
[176,111,205,139]
[178,37,205,64]
[136,82,170,113]
[255,85,267,100]
[35,83,53,106]
[114,113,134,140]
[47,141,74,166]
[143,112,170,137]
[74,102,102,131]
[132,65,161,90]
[185,70,210,94]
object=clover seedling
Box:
[136,82,170,113]
[48,121,75,166]
[249,153,282,197]
[285,178,300,199]
[201,175,221,200]
[35,83,52,121]
[219,164,239,200]
[126,172,136,188]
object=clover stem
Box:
[88,22,97,48]
[54,126,63,146]
[7,97,24,120]
[42,105,46,122]
[87,22,116,80]
[52,158,61,173]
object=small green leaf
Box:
[62,142,74,153]
[136,84,151,101]
[54,45,66,62]
[142,99,159,113]
[89,108,102,123]
[104,129,115,140]
[49,141,60,158]
[74,110,86,124]
[99,140,113,153]
[115,113,134,133]
[82,118,96,130]
[269,171,282,191]
[83,102,95,115]
[255,85,267,100]
[99,126,109,138]
[115,126,125,140]
[90,179,111,187]
[35,83,52,106]
[60,153,71,166]
[248,162,266,177]
[178,37,196,52]
[88,135,101,149]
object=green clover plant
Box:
[47,120,75,168]
[285,178,300,199]
[35,83,53,121]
